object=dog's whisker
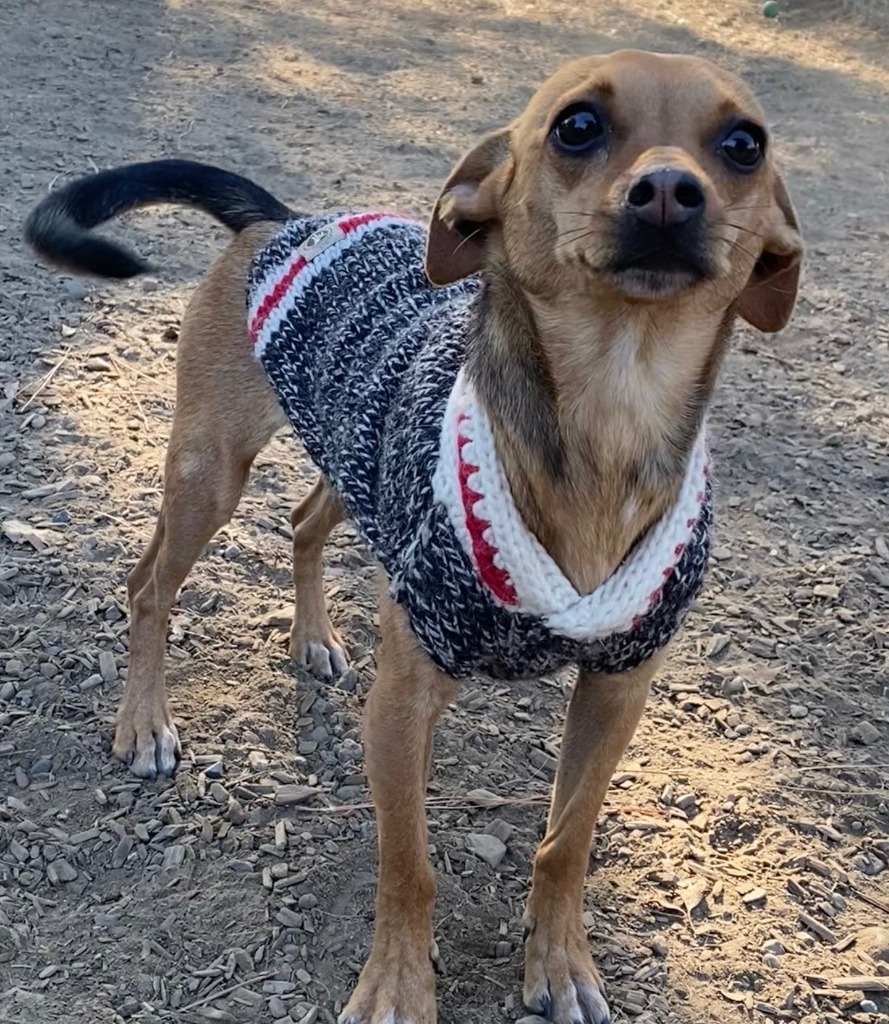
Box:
[717,221,770,241]
[722,201,774,213]
[714,234,760,263]
[451,227,484,257]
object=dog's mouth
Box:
[603,221,715,298]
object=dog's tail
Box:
[24,159,294,279]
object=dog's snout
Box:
[626,170,705,228]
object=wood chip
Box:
[274,785,317,806]
[828,976,889,992]
[799,911,838,944]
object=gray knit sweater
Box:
[248,212,712,681]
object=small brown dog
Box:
[27,51,802,1024]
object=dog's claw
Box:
[304,640,348,680]
[292,632,349,680]
[523,915,610,1024]
[114,711,180,779]
[524,980,609,1024]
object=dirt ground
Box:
[1,1,888,1023]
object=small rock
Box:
[648,937,668,958]
[789,704,808,719]
[162,845,186,869]
[98,651,118,683]
[264,981,296,996]
[255,607,293,629]
[8,840,28,863]
[112,835,134,868]
[209,782,229,805]
[227,799,246,825]
[269,997,288,1018]
[274,785,316,806]
[116,996,140,1019]
[465,833,507,869]
[860,999,878,1014]
[484,817,515,844]
[763,954,782,970]
[63,279,87,300]
[276,908,303,929]
[291,1008,318,1024]
[762,940,785,956]
[195,1009,237,1024]
[850,721,881,746]
[47,858,77,884]
[337,669,358,693]
[493,940,512,957]
[85,356,112,372]
[298,893,318,910]
[857,926,889,963]
[29,756,52,775]
[722,676,745,696]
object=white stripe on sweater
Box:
[433,369,709,641]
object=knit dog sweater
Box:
[248,212,713,681]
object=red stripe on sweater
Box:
[249,212,387,344]
[250,254,308,344]
[457,418,518,607]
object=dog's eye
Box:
[551,105,606,154]
[720,122,766,171]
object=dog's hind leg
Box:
[113,224,284,778]
[115,432,260,777]
[289,476,348,679]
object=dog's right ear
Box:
[425,127,513,286]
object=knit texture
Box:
[248,212,713,680]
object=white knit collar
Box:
[432,369,710,642]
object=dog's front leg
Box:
[523,653,664,1024]
[341,587,456,1024]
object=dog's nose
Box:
[626,170,705,228]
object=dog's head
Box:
[426,50,803,332]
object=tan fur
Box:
[103,52,802,1024]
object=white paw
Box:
[113,704,181,779]
[291,630,349,680]
[524,977,610,1024]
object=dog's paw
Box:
[339,939,437,1024]
[290,624,349,681]
[523,915,610,1024]
[113,695,181,779]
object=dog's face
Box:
[426,51,803,332]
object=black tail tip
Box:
[24,205,150,279]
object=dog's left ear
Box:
[425,126,513,286]
[735,172,804,333]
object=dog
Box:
[26,50,802,1024]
